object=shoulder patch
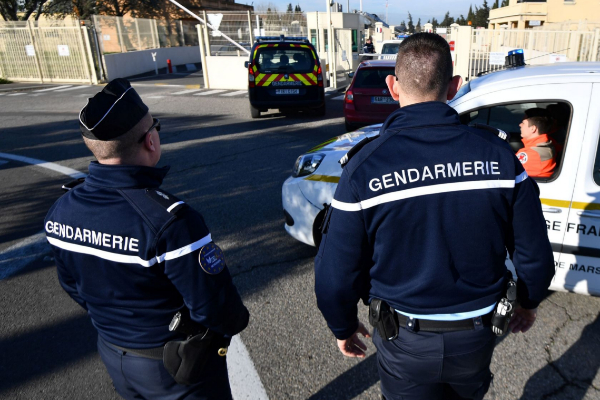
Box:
[339,135,380,167]
[198,242,226,274]
[145,189,186,214]
[61,177,85,192]
[470,123,510,142]
[517,152,528,164]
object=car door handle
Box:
[577,210,600,218]
[543,207,562,214]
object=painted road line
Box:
[194,89,227,96]
[0,232,50,280]
[33,85,72,92]
[0,152,86,179]
[221,90,247,97]
[325,87,337,92]
[331,95,345,100]
[146,96,165,99]
[171,89,203,95]
[29,93,47,97]
[8,93,26,96]
[0,93,6,96]
[54,86,91,92]
[228,336,269,400]
[77,93,96,97]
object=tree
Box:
[0,0,46,21]
[467,5,474,25]
[431,17,438,30]
[456,14,467,25]
[286,3,292,13]
[492,0,499,9]
[407,12,414,34]
[294,4,302,12]
[501,0,509,6]
[476,0,490,27]
[416,17,421,33]
[441,11,454,26]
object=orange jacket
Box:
[516,134,556,178]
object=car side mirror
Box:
[348,72,354,78]
[244,61,249,68]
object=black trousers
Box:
[373,324,496,400]
[97,335,233,400]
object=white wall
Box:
[104,47,201,80]
[205,55,247,90]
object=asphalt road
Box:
[0,79,599,400]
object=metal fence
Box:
[92,15,198,54]
[0,20,97,83]
[467,28,600,80]
[202,11,307,55]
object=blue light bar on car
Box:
[505,48,525,67]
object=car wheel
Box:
[250,104,261,119]
[315,103,326,117]
[345,121,355,132]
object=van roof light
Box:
[505,49,525,67]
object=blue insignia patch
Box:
[198,242,226,275]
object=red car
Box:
[344,60,398,131]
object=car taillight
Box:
[248,65,255,88]
[317,66,323,87]
[345,90,353,103]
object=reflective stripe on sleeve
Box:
[331,179,516,212]
[515,171,528,184]
[155,234,212,263]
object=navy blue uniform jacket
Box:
[315,102,555,340]
[45,162,249,348]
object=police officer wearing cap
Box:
[315,33,554,399]
[44,78,249,400]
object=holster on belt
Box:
[163,330,231,385]
[369,298,399,341]
[163,308,231,385]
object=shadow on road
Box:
[519,313,600,400]
[0,314,97,394]
[307,354,379,400]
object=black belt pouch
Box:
[369,298,399,341]
[163,332,231,385]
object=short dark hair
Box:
[83,113,150,160]
[395,33,453,99]
[526,116,552,134]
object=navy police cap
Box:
[79,78,149,141]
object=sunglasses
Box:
[138,118,161,143]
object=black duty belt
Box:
[111,343,164,360]
[396,312,493,333]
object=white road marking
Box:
[194,89,227,96]
[325,87,337,92]
[8,93,26,96]
[146,96,165,99]
[331,95,345,100]
[33,85,72,92]
[0,152,86,179]
[0,152,268,399]
[171,89,203,95]
[0,93,6,96]
[228,336,269,400]
[221,90,247,97]
[77,93,95,97]
[29,93,47,96]
[54,86,90,92]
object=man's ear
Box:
[144,131,156,152]
[447,75,463,101]
[386,75,399,101]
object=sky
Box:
[247,0,482,26]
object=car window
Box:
[254,47,315,74]
[593,130,600,186]
[353,67,395,89]
[459,101,571,180]
[381,43,401,55]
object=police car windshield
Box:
[381,43,401,54]
[255,47,314,74]
[353,67,395,89]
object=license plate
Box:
[371,96,396,104]
[275,89,300,95]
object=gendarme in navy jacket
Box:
[45,162,249,349]
[315,101,554,340]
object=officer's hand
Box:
[508,306,537,333]
[336,322,371,358]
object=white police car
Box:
[282,61,600,297]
